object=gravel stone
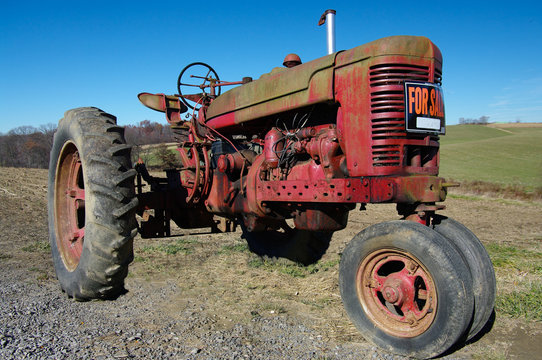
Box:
[0,270,419,359]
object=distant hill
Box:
[439,124,542,191]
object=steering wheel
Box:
[177,62,221,110]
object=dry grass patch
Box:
[130,229,360,341]
[448,180,542,202]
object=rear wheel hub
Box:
[54,142,85,271]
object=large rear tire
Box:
[431,216,496,340]
[339,220,474,359]
[48,107,138,300]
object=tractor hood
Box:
[205,36,442,130]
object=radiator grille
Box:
[369,63,432,167]
[434,67,442,86]
[370,64,430,87]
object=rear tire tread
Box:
[112,198,139,219]
[48,107,137,301]
[109,144,133,156]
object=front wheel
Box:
[48,107,138,300]
[431,216,496,340]
[339,221,474,359]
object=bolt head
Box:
[383,286,399,303]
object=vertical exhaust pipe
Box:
[318,9,336,55]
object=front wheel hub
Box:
[382,277,408,305]
[357,249,437,338]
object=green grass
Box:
[441,125,510,145]
[486,242,542,320]
[496,283,542,321]
[486,243,542,273]
[440,125,542,191]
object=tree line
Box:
[0,120,175,169]
[0,124,57,169]
[124,120,176,165]
[458,116,490,125]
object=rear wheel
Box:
[339,221,474,359]
[432,216,496,340]
[48,107,138,300]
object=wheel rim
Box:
[356,248,437,338]
[54,142,85,271]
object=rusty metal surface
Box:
[356,248,437,338]
[137,93,188,124]
[254,176,444,205]
[205,36,440,130]
[205,52,336,127]
[54,143,85,271]
[334,50,441,177]
[137,35,447,234]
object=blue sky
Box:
[1,1,541,133]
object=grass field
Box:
[439,124,542,192]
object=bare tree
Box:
[458,116,490,125]
[125,120,175,146]
[0,119,178,169]
[0,124,57,168]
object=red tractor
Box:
[48,12,495,358]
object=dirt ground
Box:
[1,166,541,359]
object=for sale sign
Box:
[404,81,445,134]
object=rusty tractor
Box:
[48,11,495,359]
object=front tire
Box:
[339,221,474,359]
[48,107,138,300]
[431,216,496,340]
